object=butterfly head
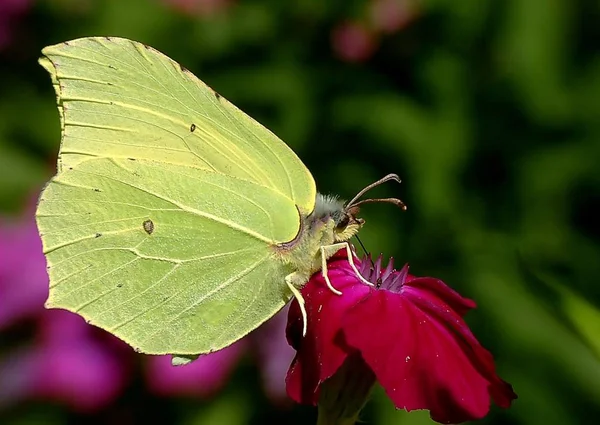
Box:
[314,173,406,243]
[312,194,363,242]
[332,204,364,242]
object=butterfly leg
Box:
[320,242,374,295]
[285,272,308,336]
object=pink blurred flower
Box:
[0,206,130,411]
[251,304,296,403]
[286,250,517,424]
[146,342,246,398]
[331,1,419,62]
[20,310,128,411]
[331,21,377,63]
[0,0,31,50]
[0,210,48,330]
[146,305,295,403]
[369,0,416,34]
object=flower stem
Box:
[316,353,376,425]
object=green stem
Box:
[315,353,376,425]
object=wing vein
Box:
[77,168,274,243]
[151,49,272,184]
[66,257,140,304]
[140,254,269,346]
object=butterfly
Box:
[36,37,404,362]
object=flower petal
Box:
[404,286,517,409]
[404,275,477,317]
[286,254,371,405]
[343,289,516,424]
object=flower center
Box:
[357,255,408,293]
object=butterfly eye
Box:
[336,214,350,229]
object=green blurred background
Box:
[1,0,599,424]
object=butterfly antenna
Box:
[346,174,406,211]
[351,197,407,210]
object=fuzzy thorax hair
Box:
[310,193,364,242]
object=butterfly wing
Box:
[40,37,315,214]
[37,37,313,354]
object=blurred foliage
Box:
[1,0,599,424]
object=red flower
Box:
[286,250,516,424]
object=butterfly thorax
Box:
[273,193,364,283]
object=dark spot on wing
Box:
[108,64,117,70]
[95,233,102,238]
[190,123,196,132]
[143,219,154,235]
[93,188,101,192]
[117,283,123,288]
[179,63,189,73]
[128,157,136,161]
[214,91,221,100]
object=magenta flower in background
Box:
[0,0,31,50]
[0,209,48,330]
[0,206,131,411]
[369,0,416,34]
[146,304,296,404]
[251,303,297,404]
[0,310,130,412]
[331,21,376,63]
[286,250,517,424]
[146,341,246,398]
[331,0,419,63]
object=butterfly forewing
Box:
[40,37,315,214]
[36,38,317,354]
